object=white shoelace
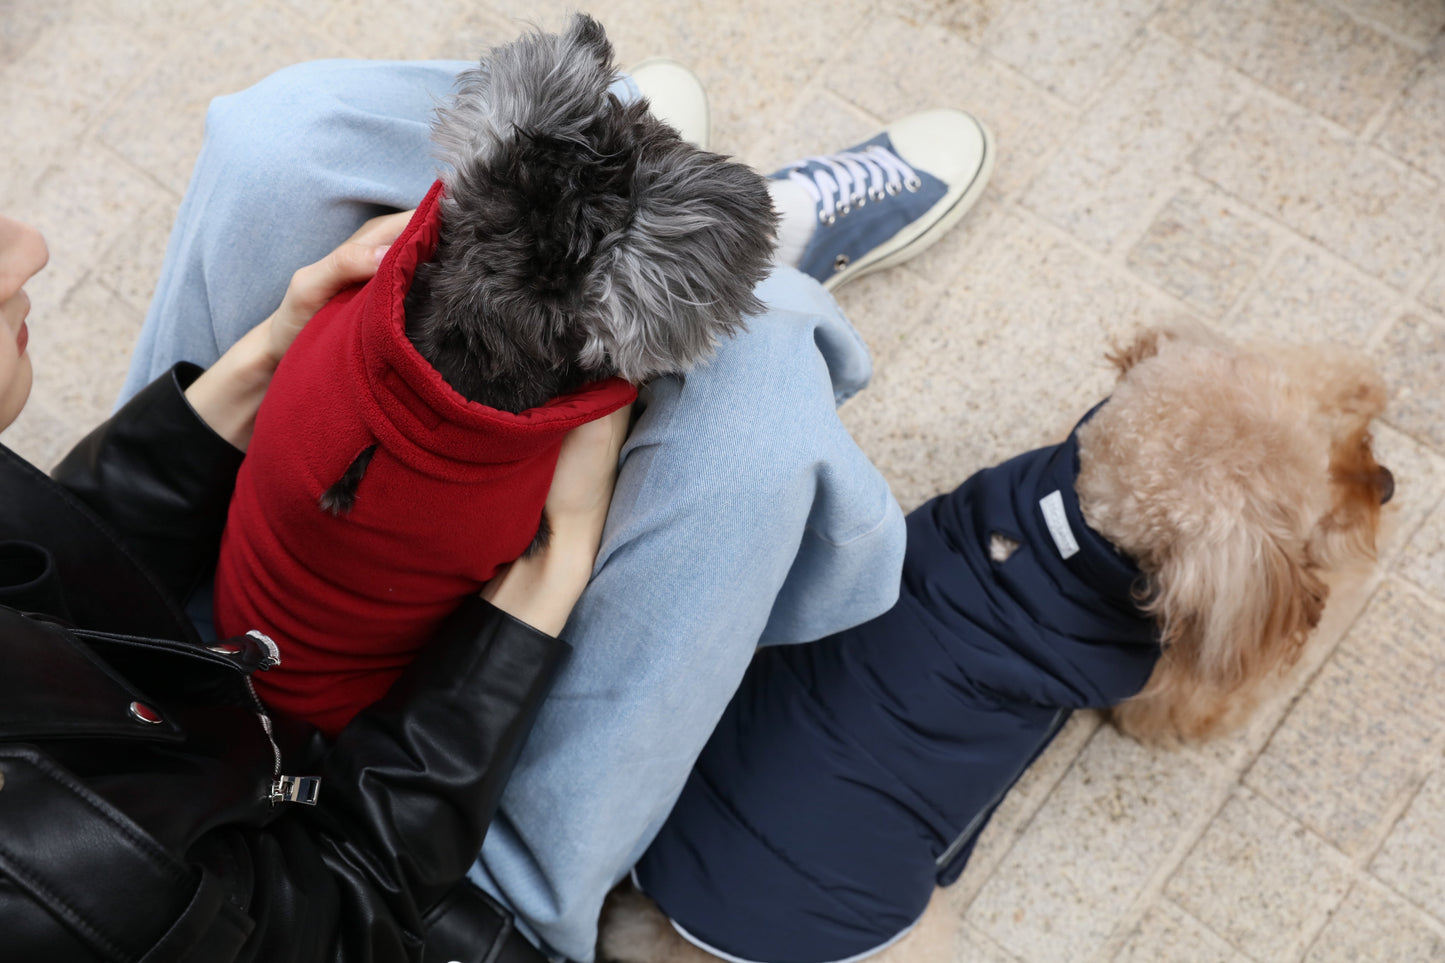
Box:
[783,144,923,226]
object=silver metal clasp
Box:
[208,630,282,671]
[246,630,282,669]
[270,775,322,805]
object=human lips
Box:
[6,289,30,356]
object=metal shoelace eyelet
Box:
[837,201,851,216]
[819,210,836,226]
[851,191,867,208]
[905,176,923,192]
[868,187,886,202]
[886,181,902,196]
[833,254,850,272]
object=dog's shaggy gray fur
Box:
[406,14,777,412]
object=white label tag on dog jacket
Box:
[1040,490,1080,560]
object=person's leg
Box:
[468,265,904,960]
[119,59,471,401]
[477,108,996,961]
[123,58,905,961]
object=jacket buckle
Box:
[270,774,322,805]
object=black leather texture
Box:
[0,367,564,963]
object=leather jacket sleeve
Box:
[328,595,568,956]
[241,595,569,963]
[50,363,245,606]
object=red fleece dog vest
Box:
[214,182,636,736]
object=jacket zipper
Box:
[934,707,1069,871]
[212,630,321,807]
[67,621,321,807]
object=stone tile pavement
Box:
[3,1,1444,959]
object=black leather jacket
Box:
[0,365,564,963]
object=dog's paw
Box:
[598,884,720,963]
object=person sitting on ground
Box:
[109,50,993,963]
[0,210,627,963]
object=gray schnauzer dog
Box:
[213,15,778,731]
[407,13,777,412]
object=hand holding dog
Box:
[184,209,411,449]
[483,404,632,636]
[264,209,412,363]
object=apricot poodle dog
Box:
[599,324,1392,963]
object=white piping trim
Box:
[631,870,923,963]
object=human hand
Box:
[481,404,632,636]
[542,403,632,557]
[184,210,413,450]
[263,209,413,365]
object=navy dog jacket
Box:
[635,421,1162,963]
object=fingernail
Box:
[373,244,391,265]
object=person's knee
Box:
[201,61,351,176]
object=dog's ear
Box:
[1162,521,1327,686]
[1313,422,1390,565]
[431,14,617,197]
[1126,518,1328,741]
[575,143,779,382]
[563,11,611,60]
[1283,349,1390,565]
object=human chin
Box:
[0,300,32,432]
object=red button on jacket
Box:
[214,182,635,736]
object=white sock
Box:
[767,177,816,269]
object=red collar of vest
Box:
[341,180,636,467]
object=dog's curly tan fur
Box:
[598,325,1390,963]
[1082,326,1389,742]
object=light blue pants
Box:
[121,60,906,962]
